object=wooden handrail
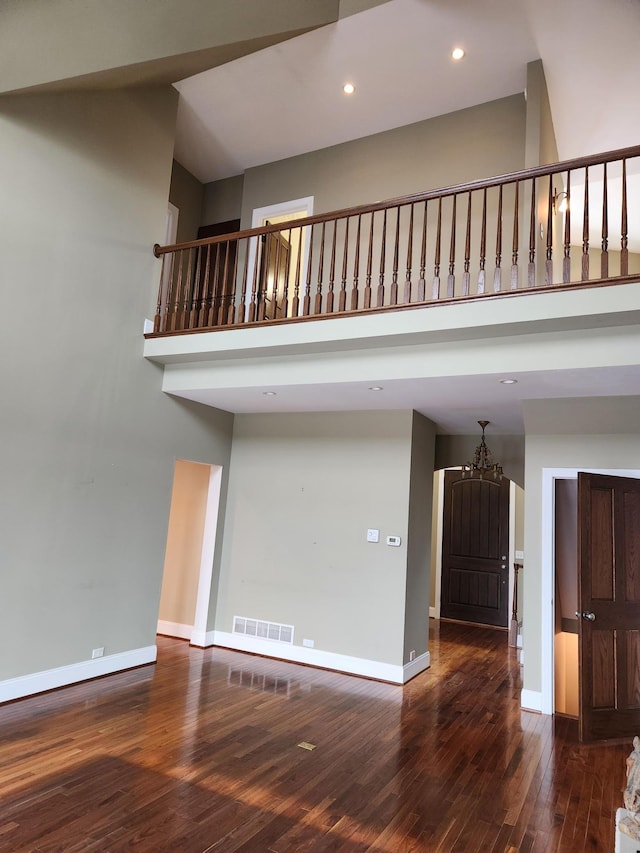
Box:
[150,144,640,336]
[154,144,640,257]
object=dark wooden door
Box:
[258,226,290,320]
[578,472,640,741]
[441,470,510,627]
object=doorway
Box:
[157,460,223,646]
[540,466,640,717]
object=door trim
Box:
[539,467,640,715]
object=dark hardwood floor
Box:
[0,621,628,852]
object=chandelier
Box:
[461,420,503,480]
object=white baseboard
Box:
[210,630,422,684]
[0,645,157,704]
[402,651,431,683]
[520,688,543,713]
[157,620,193,641]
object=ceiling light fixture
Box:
[368,386,383,391]
[462,421,503,481]
[500,379,518,385]
[451,47,465,61]
[262,391,277,396]
[343,82,355,95]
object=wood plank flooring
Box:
[0,621,629,851]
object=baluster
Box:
[327,220,337,313]
[462,192,471,296]
[582,166,590,281]
[545,175,553,285]
[351,215,361,310]
[303,225,314,316]
[189,247,203,329]
[364,212,374,309]
[432,198,442,300]
[180,247,194,329]
[339,218,349,312]
[208,244,221,326]
[447,194,456,298]
[248,236,259,322]
[258,234,270,321]
[390,206,400,305]
[404,204,414,303]
[292,227,302,317]
[314,222,326,314]
[270,231,281,318]
[621,159,629,276]
[155,251,173,333]
[377,209,387,306]
[199,245,211,327]
[478,189,487,294]
[217,242,230,326]
[281,229,291,318]
[494,185,503,291]
[227,240,239,324]
[169,249,184,331]
[237,238,250,324]
[511,182,519,290]
[601,163,609,279]
[418,201,427,301]
[528,179,536,287]
[562,173,571,284]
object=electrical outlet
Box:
[302,638,314,648]
[515,550,524,561]
[409,650,416,662]
[91,647,104,659]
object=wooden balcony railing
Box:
[150,145,640,336]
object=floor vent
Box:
[233,615,294,645]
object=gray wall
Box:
[403,413,436,660]
[216,410,428,666]
[169,160,205,244]
[238,95,526,226]
[0,87,233,680]
[201,174,245,227]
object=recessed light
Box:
[368,386,383,391]
[500,379,518,385]
[262,391,277,396]
[343,82,355,95]
[451,47,465,61]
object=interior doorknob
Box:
[576,610,596,621]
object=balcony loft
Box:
[143,146,640,427]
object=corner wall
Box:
[0,88,233,695]
[214,410,433,681]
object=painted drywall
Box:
[0,88,233,682]
[1,0,341,93]
[215,410,420,666]
[158,460,212,628]
[169,160,205,244]
[202,175,245,228]
[403,412,436,660]
[238,95,526,227]
[525,59,558,169]
[522,396,640,696]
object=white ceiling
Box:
[167,0,640,433]
[173,0,640,184]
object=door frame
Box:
[539,466,640,715]
[245,196,314,319]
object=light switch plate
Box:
[367,528,380,543]
[515,550,524,560]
